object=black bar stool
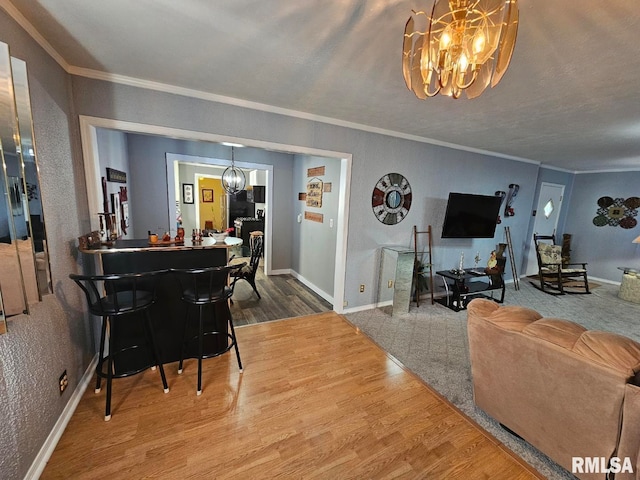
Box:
[171,264,244,395]
[230,233,263,299]
[70,269,170,421]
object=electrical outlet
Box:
[59,370,68,395]
[388,280,393,288]
[359,284,365,293]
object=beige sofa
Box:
[467,298,640,480]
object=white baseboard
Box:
[343,302,380,314]
[288,270,334,304]
[24,354,98,480]
[588,275,620,286]
[519,274,620,286]
[269,268,291,275]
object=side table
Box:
[436,268,505,312]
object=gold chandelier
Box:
[402,0,519,99]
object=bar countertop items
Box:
[80,236,242,254]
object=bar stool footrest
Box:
[182,332,236,360]
[96,344,156,379]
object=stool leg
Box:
[197,305,204,395]
[144,310,169,394]
[95,315,108,393]
[105,316,114,421]
[227,306,243,372]
[178,305,190,375]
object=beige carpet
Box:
[345,280,640,480]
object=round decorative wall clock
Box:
[371,173,412,225]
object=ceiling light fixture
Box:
[221,146,246,195]
[402,0,519,99]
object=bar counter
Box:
[80,236,243,255]
[81,236,243,372]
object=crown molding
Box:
[0,0,70,70]
[4,0,627,175]
[69,65,539,167]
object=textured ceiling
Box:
[4,0,640,172]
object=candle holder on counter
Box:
[108,213,118,241]
[97,213,118,243]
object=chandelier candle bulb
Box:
[402,0,519,99]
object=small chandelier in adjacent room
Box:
[221,146,246,195]
[402,0,519,99]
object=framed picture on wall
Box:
[202,189,214,203]
[183,183,194,204]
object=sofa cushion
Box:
[522,318,587,350]
[572,331,640,378]
[467,299,541,332]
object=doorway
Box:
[167,153,272,274]
[78,116,352,313]
[524,182,565,276]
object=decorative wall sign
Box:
[307,166,325,177]
[106,167,127,183]
[371,173,412,225]
[305,211,324,223]
[593,196,640,228]
[306,179,323,208]
[182,183,194,204]
[324,182,332,193]
[298,193,307,201]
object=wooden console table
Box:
[436,268,505,312]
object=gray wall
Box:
[71,76,544,308]
[126,134,294,270]
[292,155,341,297]
[96,127,131,238]
[0,10,92,480]
[564,171,640,282]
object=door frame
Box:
[166,154,272,274]
[524,182,565,276]
[79,115,351,313]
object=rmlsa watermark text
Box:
[572,457,634,475]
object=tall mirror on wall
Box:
[0,40,29,327]
[11,57,52,299]
[0,40,52,334]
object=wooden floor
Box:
[41,312,542,480]
[229,260,332,325]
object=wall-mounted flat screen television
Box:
[441,192,502,238]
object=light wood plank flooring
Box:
[229,261,332,325]
[41,312,542,479]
